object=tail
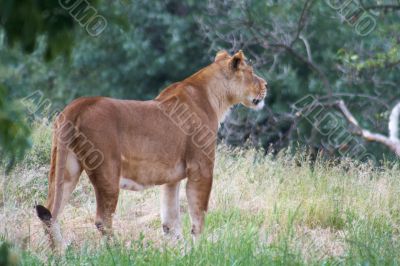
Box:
[36,115,70,223]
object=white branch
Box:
[299,35,313,63]
[336,100,400,157]
[337,100,360,128]
[389,102,400,140]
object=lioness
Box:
[36,50,267,249]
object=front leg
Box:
[186,175,212,241]
[160,182,182,239]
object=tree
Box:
[200,0,400,161]
[0,0,83,168]
[0,84,31,171]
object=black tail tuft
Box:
[35,205,52,222]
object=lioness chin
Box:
[36,50,267,249]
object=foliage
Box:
[0,0,78,168]
[0,84,31,171]
[63,1,210,101]
[0,0,76,60]
[0,240,19,266]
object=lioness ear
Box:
[214,50,230,62]
[231,50,245,70]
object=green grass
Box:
[11,219,308,266]
[1,123,400,265]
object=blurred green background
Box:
[1,0,400,166]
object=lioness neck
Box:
[155,64,236,122]
[185,64,235,122]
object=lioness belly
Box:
[119,177,149,191]
[119,161,185,191]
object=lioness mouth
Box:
[251,92,266,110]
[252,94,264,105]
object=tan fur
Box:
[37,51,267,247]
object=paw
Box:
[162,224,183,240]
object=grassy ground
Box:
[1,122,400,265]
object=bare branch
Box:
[336,100,400,157]
[291,0,315,46]
[336,100,360,129]
[269,43,332,94]
[299,35,313,63]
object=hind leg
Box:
[38,152,82,250]
[160,182,182,239]
[93,184,119,237]
[88,166,120,237]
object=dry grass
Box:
[1,124,400,265]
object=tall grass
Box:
[1,123,400,265]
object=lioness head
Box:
[214,50,268,110]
